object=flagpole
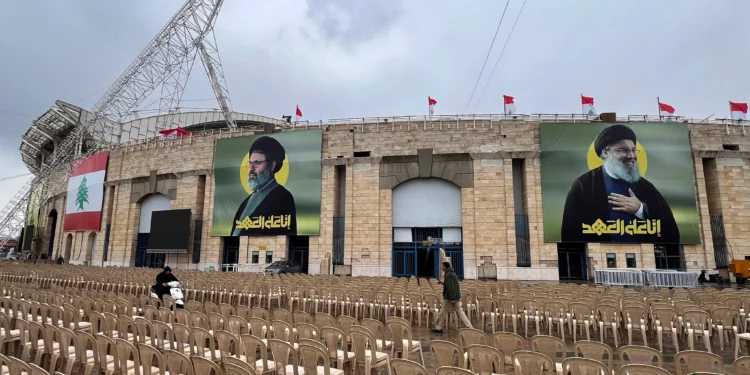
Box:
[581,94,584,116]
[657,97,661,120]
[503,101,507,116]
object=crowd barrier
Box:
[595,268,701,288]
[594,269,646,286]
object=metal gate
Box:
[515,214,531,267]
[332,216,345,266]
[221,237,239,272]
[288,236,309,274]
[392,228,464,278]
[558,244,587,280]
[135,233,165,268]
[710,214,728,269]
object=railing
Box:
[595,268,701,288]
[110,112,748,149]
[595,269,646,286]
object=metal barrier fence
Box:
[595,269,646,286]
[595,268,701,288]
[643,269,701,288]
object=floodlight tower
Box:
[0,0,237,250]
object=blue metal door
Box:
[392,228,464,278]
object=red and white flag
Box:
[428,96,437,115]
[658,102,675,117]
[295,105,303,118]
[503,95,516,115]
[730,101,748,120]
[158,127,190,138]
[64,152,109,232]
[581,95,596,116]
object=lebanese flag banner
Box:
[581,95,596,116]
[659,102,675,116]
[503,95,516,115]
[64,152,109,232]
[158,127,190,138]
[730,101,748,120]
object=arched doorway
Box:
[87,232,96,264]
[47,210,58,258]
[136,194,170,268]
[64,233,73,261]
[392,178,463,278]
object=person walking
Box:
[432,261,473,333]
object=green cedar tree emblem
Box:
[75,176,89,211]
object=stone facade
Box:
[26,119,750,280]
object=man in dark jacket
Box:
[432,261,473,333]
[154,266,179,300]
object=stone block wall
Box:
[27,120,750,280]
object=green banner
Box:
[26,183,42,228]
[211,129,322,237]
[540,123,700,244]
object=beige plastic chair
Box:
[225,363,256,375]
[621,306,648,346]
[320,326,355,371]
[673,350,723,375]
[616,345,663,368]
[239,333,277,375]
[386,317,423,364]
[191,356,223,375]
[681,310,712,352]
[466,344,505,375]
[299,341,345,375]
[390,359,428,375]
[531,335,566,375]
[511,350,555,375]
[361,318,393,351]
[163,349,194,375]
[492,332,524,367]
[226,357,257,375]
[429,340,464,369]
[617,364,670,375]
[268,339,303,375]
[651,308,679,353]
[435,366,474,375]
[349,326,392,375]
[561,357,607,375]
[734,356,750,375]
[573,340,612,374]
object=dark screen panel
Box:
[22,225,34,251]
[149,209,191,251]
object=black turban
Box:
[249,136,285,173]
[594,124,636,156]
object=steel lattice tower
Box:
[0,0,237,250]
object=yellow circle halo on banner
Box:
[240,154,290,195]
[587,140,648,176]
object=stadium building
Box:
[18,102,750,280]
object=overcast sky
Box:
[0,0,749,224]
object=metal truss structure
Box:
[0,0,237,250]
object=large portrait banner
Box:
[540,123,700,244]
[211,129,323,237]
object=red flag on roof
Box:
[658,102,675,116]
[428,96,437,106]
[503,95,516,115]
[730,101,748,120]
[158,127,190,137]
[295,105,303,117]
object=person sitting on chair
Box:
[154,266,178,300]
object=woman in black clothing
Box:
[154,266,178,300]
